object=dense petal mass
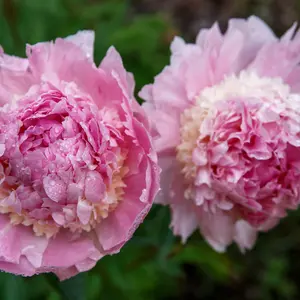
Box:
[140,16,300,252]
[0,31,159,278]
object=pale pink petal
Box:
[54,256,99,280]
[233,220,257,252]
[196,22,223,49]
[171,202,198,243]
[143,103,181,152]
[100,46,135,98]
[65,30,95,59]
[54,266,78,281]
[281,22,297,42]
[42,232,101,268]
[0,257,36,277]
[214,29,245,81]
[151,66,189,110]
[155,153,178,205]
[197,208,235,252]
[0,215,48,269]
[0,50,33,104]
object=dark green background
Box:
[1,0,300,299]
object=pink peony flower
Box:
[140,16,300,252]
[0,31,159,279]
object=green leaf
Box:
[59,273,87,300]
[44,273,86,300]
[87,274,102,300]
[171,242,232,282]
[1,274,27,300]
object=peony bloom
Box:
[0,31,159,279]
[140,16,300,252]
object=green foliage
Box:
[0,0,171,94]
[0,0,300,299]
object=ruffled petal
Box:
[0,215,48,270]
[233,220,257,252]
[65,30,95,59]
[197,208,235,252]
[0,49,33,104]
[42,231,101,268]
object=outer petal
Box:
[65,30,95,59]
[0,215,48,269]
[27,38,94,84]
[214,16,276,81]
[150,66,189,110]
[96,119,159,252]
[94,53,160,255]
[197,208,235,252]
[281,22,297,42]
[97,192,151,252]
[159,159,198,242]
[27,30,94,76]
[171,201,198,243]
[100,46,135,97]
[170,180,198,242]
[54,266,79,281]
[228,16,276,44]
[0,48,33,104]
[53,258,98,281]
[248,24,300,81]
[143,103,181,153]
[285,66,300,92]
[26,34,111,108]
[95,74,159,251]
[196,23,223,49]
[155,153,178,205]
[0,257,36,277]
[248,41,300,80]
[41,231,101,269]
[233,220,257,252]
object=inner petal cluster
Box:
[177,72,300,227]
[0,83,128,237]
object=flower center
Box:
[0,153,128,238]
[176,71,297,207]
[0,86,130,238]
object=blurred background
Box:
[1,0,300,299]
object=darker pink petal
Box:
[0,30,159,280]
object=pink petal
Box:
[0,215,48,269]
[43,175,67,203]
[65,30,95,59]
[171,202,198,243]
[42,232,101,268]
[84,171,105,203]
[197,208,235,252]
[233,220,257,252]
[77,198,92,225]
